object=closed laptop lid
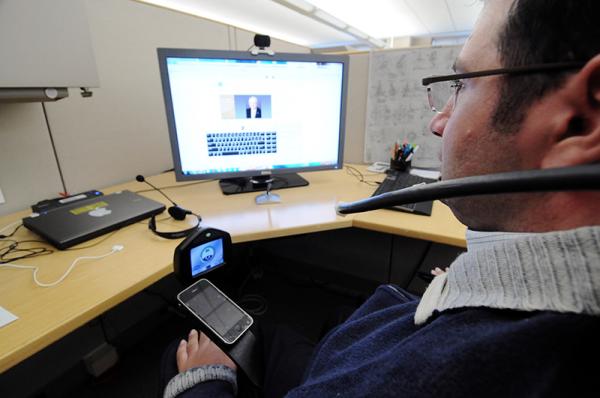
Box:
[23,190,166,249]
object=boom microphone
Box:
[136,174,178,207]
[336,164,600,215]
[135,174,193,221]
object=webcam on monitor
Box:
[250,34,274,56]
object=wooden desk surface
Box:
[0,165,465,372]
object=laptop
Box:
[23,190,166,249]
[371,171,436,216]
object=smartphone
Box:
[177,278,253,345]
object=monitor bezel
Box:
[157,48,348,182]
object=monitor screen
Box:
[157,48,348,192]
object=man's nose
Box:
[428,97,453,137]
[428,111,449,137]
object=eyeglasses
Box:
[421,62,584,113]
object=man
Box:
[163,1,600,396]
[246,96,261,119]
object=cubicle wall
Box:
[0,0,312,216]
[0,0,452,217]
[364,46,461,168]
[253,228,464,295]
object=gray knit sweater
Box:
[416,225,600,324]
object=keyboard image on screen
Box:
[207,131,277,157]
[371,171,437,216]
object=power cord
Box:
[0,245,124,287]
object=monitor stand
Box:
[219,173,309,195]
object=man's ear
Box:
[541,54,600,168]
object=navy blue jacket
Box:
[182,285,600,397]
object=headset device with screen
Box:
[173,227,232,283]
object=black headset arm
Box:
[336,164,600,215]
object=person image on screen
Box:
[246,96,261,119]
[161,1,600,397]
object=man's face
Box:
[248,97,258,109]
[428,0,524,229]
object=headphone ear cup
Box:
[168,206,190,221]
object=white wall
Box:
[0,0,316,216]
[0,104,64,212]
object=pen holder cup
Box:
[390,158,411,172]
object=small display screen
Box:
[183,281,249,339]
[190,238,224,277]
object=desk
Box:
[0,164,465,373]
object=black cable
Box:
[0,238,54,264]
[238,294,268,316]
[0,223,22,239]
[345,165,380,187]
[137,215,171,225]
[234,250,269,316]
[133,179,215,194]
[41,102,68,195]
[338,163,600,214]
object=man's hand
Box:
[430,267,449,277]
[176,329,237,373]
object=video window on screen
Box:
[220,95,272,119]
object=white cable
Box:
[0,245,124,288]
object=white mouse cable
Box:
[0,245,124,288]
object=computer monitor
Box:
[157,48,348,195]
